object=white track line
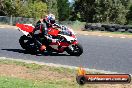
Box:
[98,35,102,36]
[83,34,129,39]
[0,27,4,28]
[84,34,126,38]
[120,37,126,38]
[84,34,88,35]
[0,57,126,74]
[109,36,113,37]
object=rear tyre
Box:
[66,43,83,56]
[19,35,28,49]
[19,35,36,53]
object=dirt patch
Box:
[0,64,131,88]
[0,64,31,79]
[0,64,73,81]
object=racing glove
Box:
[52,39,59,43]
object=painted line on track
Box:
[82,33,129,39]
[0,57,126,74]
[98,35,102,36]
[84,34,89,35]
[109,36,113,38]
[120,37,126,38]
[0,27,5,28]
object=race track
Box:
[0,27,132,74]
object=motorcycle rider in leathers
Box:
[32,14,62,52]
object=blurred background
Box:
[0,0,132,32]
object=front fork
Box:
[68,41,78,51]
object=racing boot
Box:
[39,45,49,55]
[40,45,46,51]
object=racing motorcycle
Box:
[16,23,83,56]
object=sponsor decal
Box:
[76,67,131,85]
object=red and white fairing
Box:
[16,23,80,54]
[16,23,34,36]
[47,27,78,52]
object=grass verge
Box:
[0,76,61,88]
[0,59,131,88]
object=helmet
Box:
[46,14,55,24]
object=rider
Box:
[32,13,61,51]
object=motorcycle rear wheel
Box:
[19,35,37,53]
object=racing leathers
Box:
[32,18,61,51]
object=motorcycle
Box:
[16,23,83,56]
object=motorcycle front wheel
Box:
[66,43,83,56]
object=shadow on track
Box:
[1,49,70,56]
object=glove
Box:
[52,39,59,43]
[53,39,61,46]
[61,26,66,30]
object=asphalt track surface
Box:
[0,28,132,74]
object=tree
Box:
[28,1,47,19]
[73,0,97,22]
[126,5,132,24]
[72,0,128,24]
[0,0,47,19]
[120,0,131,9]
[0,0,6,15]
[94,0,127,24]
[57,0,70,21]
[0,0,16,16]
[47,0,58,19]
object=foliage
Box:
[72,0,131,24]
[0,0,132,24]
[57,0,70,21]
[28,1,47,19]
[120,0,131,9]
[0,0,16,16]
[47,0,58,19]
[0,0,47,19]
[0,59,43,70]
[94,0,127,24]
[126,5,132,24]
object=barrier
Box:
[84,23,132,33]
[0,16,34,25]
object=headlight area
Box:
[68,40,77,44]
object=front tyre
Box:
[66,43,83,56]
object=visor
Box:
[50,20,55,24]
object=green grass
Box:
[0,76,60,88]
[48,66,75,75]
[0,59,99,88]
[0,76,98,88]
[0,59,130,88]
[0,59,100,75]
[0,59,75,74]
[0,59,43,70]
[0,59,98,75]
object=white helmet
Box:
[46,14,56,24]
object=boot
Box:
[40,45,46,51]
